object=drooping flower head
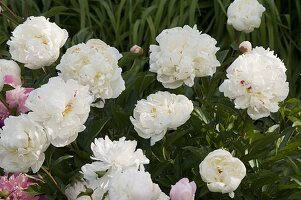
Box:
[0,114,49,173]
[199,149,246,198]
[227,0,266,33]
[130,91,193,145]
[56,39,125,108]
[25,77,93,147]
[149,25,220,89]
[219,46,289,120]
[0,173,40,200]
[7,16,68,69]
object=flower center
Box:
[35,35,48,45]
[63,102,73,116]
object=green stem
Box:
[41,166,65,196]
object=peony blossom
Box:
[0,59,22,89]
[81,136,149,189]
[7,16,68,69]
[130,91,193,145]
[6,86,33,114]
[149,25,220,89]
[170,178,196,200]
[109,168,169,200]
[65,181,89,200]
[25,77,92,147]
[199,149,246,198]
[0,173,41,200]
[227,0,266,33]
[0,114,49,172]
[219,46,289,120]
[56,39,125,108]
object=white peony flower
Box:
[81,136,149,188]
[149,25,220,89]
[199,149,246,198]
[56,39,125,108]
[227,0,266,33]
[0,114,49,173]
[219,46,289,120]
[109,168,169,200]
[7,16,68,69]
[65,181,90,200]
[65,180,105,200]
[130,91,193,145]
[25,77,93,147]
[0,59,22,90]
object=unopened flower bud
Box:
[130,45,143,55]
[239,41,252,53]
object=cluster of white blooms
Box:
[0,114,49,173]
[130,91,193,145]
[0,59,22,90]
[56,39,125,108]
[149,25,220,89]
[26,77,93,147]
[199,149,246,198]
[81,136,149,183]
[227,0,266,33]
[219,46,289,120]
[7,16,68,69]
[72,136,168,199]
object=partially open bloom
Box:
[150,25,220,89]
[25,77,92,147]
[0,59,22,89]
[6,86,33,114]
[170,178,196,200]
[199,149,246,198]
[219,47,289,120]
[227,0,266,33]
[57,39,125,108]
[7,16,68,69]
[81,136,149,192]
[0,114,49,172]
[130,91,193,145]
[0,173,40,200]
[109,168,169,200]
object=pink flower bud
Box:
[239,41,252,53]
[170,178,197,200]
[130,45,144,55]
